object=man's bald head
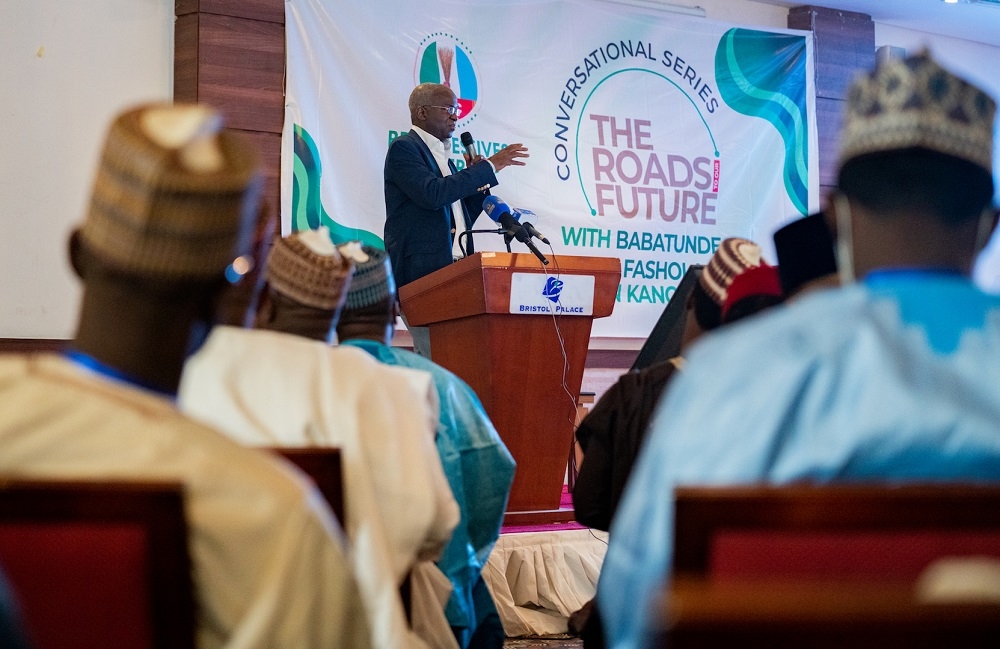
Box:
[408,83,452,116]
[408,83,459,141]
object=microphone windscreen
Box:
[482,195,512,222]
[460,131,474,148]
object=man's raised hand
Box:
[488,144,530,172]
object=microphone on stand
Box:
[483,196,549,265]
[515,211,551,245]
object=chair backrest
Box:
[265,447,345,524]
[673,484,1000,581]
[0,480,195,649]
[263,447,414,620]
[661,578,1000,649]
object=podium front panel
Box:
[430,313,594,511]
[400,253,621,512]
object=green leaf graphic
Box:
[292,124,385,248]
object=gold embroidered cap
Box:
[79,104,263,279]
[839,51,995,173]
[265,228,354,310]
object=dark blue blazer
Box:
[383,131,498,289]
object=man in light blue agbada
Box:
[336,243,516,649]
[597,51,1000,649]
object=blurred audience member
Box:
[720,264,783,324]
[573,238,767,533]
[0,569,30,649]
[180,228,458,649]
[213,200,276,328]
[573,240,783,646]
[597,51,1000,649]
[773,211,839,299]
[336,243,515,649]
[0,104,370,649]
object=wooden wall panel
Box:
[816,96,845,187]
[790,5,875,199]
[239,130,281,219]
[197,14,284,133]
[174,14,199,103]
[585,349,637,369]
[789,6,875,101]
[174,0,285,237]
[176,0,284,24]
[175,0,198,17]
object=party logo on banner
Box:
[415,33,480,125]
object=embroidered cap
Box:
[839,50,995,173]
[699,237,763,306]
[265,227,353,310]
[78,104,263,279]
[721,264,783,321]
[339,243,396,310]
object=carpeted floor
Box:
[504,635,581,648]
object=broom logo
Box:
[415,34,480,124]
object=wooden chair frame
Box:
[264,447,344,524]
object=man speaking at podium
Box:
[384,82,529,357]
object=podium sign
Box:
[509,273,596,315]
[399,253,620,512]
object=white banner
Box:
[282,0,819,338]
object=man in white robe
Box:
[180,228,460,649]
[0,104,370,649]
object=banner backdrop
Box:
[282,0,819,338]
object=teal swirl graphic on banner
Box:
[715,28,809,216]
[292,124,385,248]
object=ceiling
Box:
[755,0,1000,47]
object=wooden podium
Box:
[399,252,620,517]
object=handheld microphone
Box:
[483,196,549,265]
[460,131,477,160]
[461,131,491,197]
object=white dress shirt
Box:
[410,125,473,259]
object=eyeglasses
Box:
[424,104,461,116]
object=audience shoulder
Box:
[687,284,865,370]
[367,361,440,432]
[12,354,329,517]
[0,355,31,385]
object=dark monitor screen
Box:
[630,265,703,371]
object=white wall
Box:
[875,23,1000,100]
[873,23,1000,292]
[697,0,787,28]
[0,0,174,338]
